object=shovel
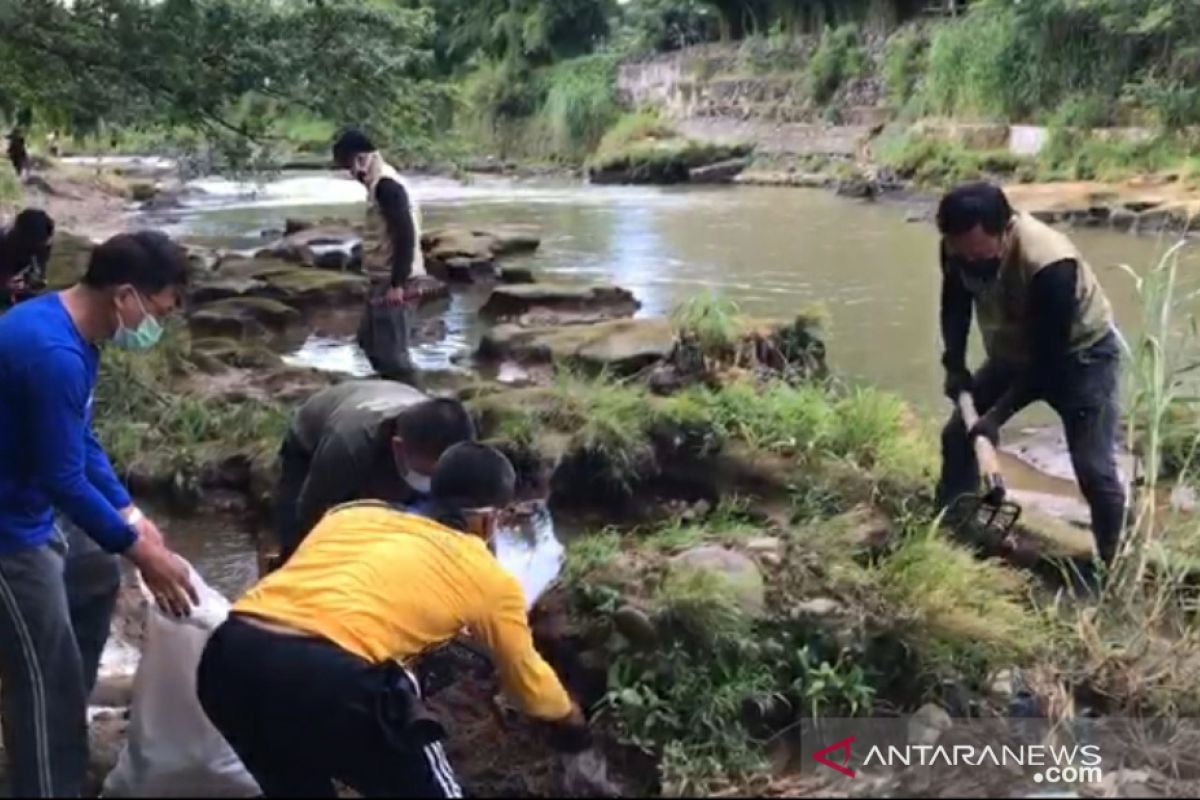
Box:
[950,391,1022,547]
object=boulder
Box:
[313,249,353,272]
[189,337,284,371]
[688,157,751,184]
[485,225,542,257]
[257,269,369,309]
[477,319,676,375]
[188,297,301,338]
[836,175,878,200]
[215,256,297,280]
[420,226,542,283]
[907,703,952,747]
[668,546,765,617]
[437,256,498,283]
[480,284,640,321]
[422,228,495,264]
[128,182,158,203]
[189,277,267,305]
[257,241,316,266]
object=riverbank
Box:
[5,157,1200,797]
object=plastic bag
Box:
[102,561,260,798]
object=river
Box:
[160,171,1197,415]
[140,170,1198,596]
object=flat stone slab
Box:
[477,318,676,375]
[480,284,640,320]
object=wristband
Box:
[125,507,145,527]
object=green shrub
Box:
[541,54,621,158]
[807,25,868,106]
[882,27,927,106]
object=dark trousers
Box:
[273,431,310,565]
[197,615,461,799]
[0,522,121,797]
[936,334,1126,563]
[357,289,416,383]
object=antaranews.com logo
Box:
[793,716,1172,793]
[811,734,1104,785]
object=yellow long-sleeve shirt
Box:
[235,503,573,722]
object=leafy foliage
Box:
[0,0,443,165]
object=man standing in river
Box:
[333,129,427,384]
[935,182,1125,566]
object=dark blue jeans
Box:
[937,334,1125,563]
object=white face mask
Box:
[404,469,432,494]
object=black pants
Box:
[357,289,416,383]
[936,334,1126,564]
[273,431,310,565]
[0,521,121,797]
[197,615,461,798]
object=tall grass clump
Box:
[1110,241,1200,596]
[592,110,678,164]
[541,54,622,160]
[671,291,743,355]
[881,26,927,107]
[807,25,868,106]
[876,523,1057,677]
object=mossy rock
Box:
[128,182,158,203]
[45,232,94,289]
[214,256,298,281]
[190,337,284,371]
[189,277,268,305]
[478,319,675,375]
[188,297,301,338]
[588,140,755,185]
[258,269,368,309]
[480,284,640,321]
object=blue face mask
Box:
[113,292,164,351]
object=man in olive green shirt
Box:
[274,380,475,562]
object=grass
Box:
[593,111,677,163]
[807,25,868,106]
[93,325,288,483]
[670,291,743,355]
[882,26,927,107]
[0,168,23,207]
[874,523,1059,677]
[541,54,622,160]
[877,132,1031,187]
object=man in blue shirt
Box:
[0,230,198,797]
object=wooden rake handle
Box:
[957,391,1007,504]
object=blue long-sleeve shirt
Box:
[0,294,135,554]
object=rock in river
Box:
[189,297,301,338]
[477,318,676,375]
[480,284,640,321]
[421,226,542,283]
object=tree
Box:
[0,0,442,156]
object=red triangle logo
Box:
[813,736,856,778]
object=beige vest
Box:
[360,152,425,278]
[971,212,1113,365]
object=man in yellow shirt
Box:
[197,443,587,798]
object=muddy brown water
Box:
[145,172,1200,589]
